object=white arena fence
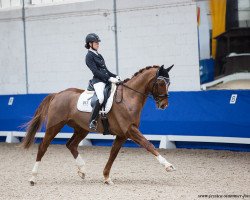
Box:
[1,131,250,149]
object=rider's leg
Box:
[89,100,101,130]
[93,82,105,105]
[89,82,106,130]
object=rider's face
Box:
[91,42,99,50]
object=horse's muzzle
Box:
[157,101,168,110]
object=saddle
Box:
[77,80,117,135]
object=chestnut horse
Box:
[22,65,175,186]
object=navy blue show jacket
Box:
[85,50,117,84]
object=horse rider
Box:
[85,33,121,131]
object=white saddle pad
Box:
[77,83,117,114]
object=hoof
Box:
[30,181,35,186]
[165,165,176,172]
[29,176,36,186]
[104,178,114,185]
[77,171,85,179]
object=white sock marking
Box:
[75,154,86,173]
[32,161,40,175]
[76,154,85,167]
[29,161,40,183]
[156,155,172,168]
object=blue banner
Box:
[0,90,250,150]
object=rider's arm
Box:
[85,54,110,83]
[107,70,117,78]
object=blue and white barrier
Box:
[0,90,250,151]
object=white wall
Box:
[25,1,116,93]
[238,0,250,27]
[0,0,200,94]
[197,0,211,60]
[0,10,27,94]
[0,0,92,8]
[117,0,200,91]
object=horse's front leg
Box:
[127,124,175,172]
[103,136,126,185]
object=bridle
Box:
[151,76,170,103]
[119,69,170,102]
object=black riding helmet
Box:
[85,33,101,44]
[85,33,101,49]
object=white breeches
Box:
[93,82,106,104]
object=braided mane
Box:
[123,65,159,83]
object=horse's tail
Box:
[21,93,55,149]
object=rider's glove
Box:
[109,77,120,83]
[116,76,122,81]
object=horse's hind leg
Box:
[66,126,88,179]
[29,121,65,186]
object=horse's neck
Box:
[125,69,156,103]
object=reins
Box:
[118,82,154,99]
[118,78,169,102]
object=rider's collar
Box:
[89,48,99,55]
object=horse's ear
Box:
[159,65,164,72]
[157,65,164,76]
[166,64,174,72]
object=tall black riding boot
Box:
[89,100,101,131]
[101,113,110,135]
